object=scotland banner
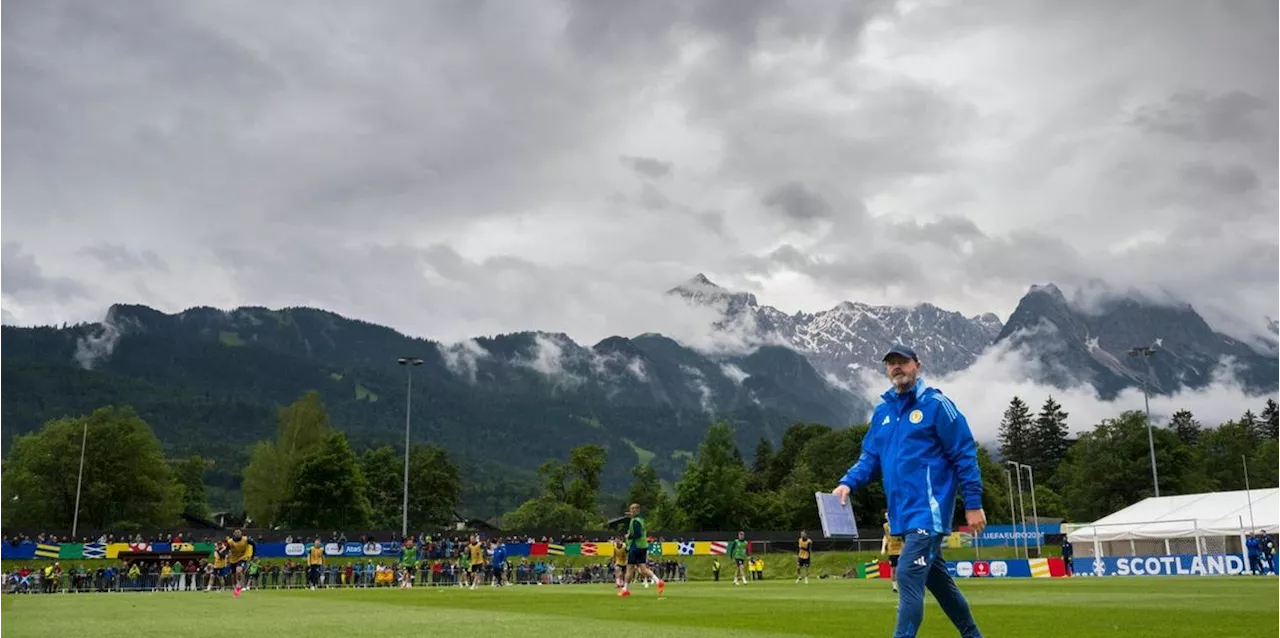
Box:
[1073,554,1249,577]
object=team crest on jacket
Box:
[909,409,923,423]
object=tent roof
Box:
[1066,488,1279,542]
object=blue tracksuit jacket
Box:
[839,377,983,536]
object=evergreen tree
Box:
[648,495,689,533]
[1056,411,1202,521]
[405,444,462,529]
[974,445,1011,523]
[626,463,664,511]
[748,437,774,492]
[676,422,749,530]
[564,444,607,515]
[1192,417,1254,494]
[1262,400,1279,439]
[279,432,371,529]
[1168,410,1202,447]
[1241,410,1263,442]
[174,455,209,519]
[361,446,402,529]
[1032,396,1070,481]
[764,423,831,491]
[998,397,1035,464]
[359,444,460,530]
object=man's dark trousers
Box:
[894,529,982,638]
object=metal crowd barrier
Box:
[3,562,690,594]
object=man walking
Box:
[832,344,986,638]
[619,503,664,597]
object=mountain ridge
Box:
[0,301,871,518]
[994,283,1278,398]
[666,274,1005,381]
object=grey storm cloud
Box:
[1179,162,1260,195]
[1133,90,1273,144]
[78,243,169,273]
[762,183,832,224]
[620,155,673,179]
[2,241,88,302]
[1,0,1275,350]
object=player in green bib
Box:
[619,502,664,597]
[400,539,418,589]
[728,531,749,585]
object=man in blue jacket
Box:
[833,344,985,638]
[489,539,508,587]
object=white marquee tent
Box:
[1066,488,1279,557]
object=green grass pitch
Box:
[2,577,1274,637]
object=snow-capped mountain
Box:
[667,274,1004,381]
[995,283,1279,398]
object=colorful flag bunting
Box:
[863,560,881,579]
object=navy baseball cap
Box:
[881,344,918,362]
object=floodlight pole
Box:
[1243,455,1256,532]
[1128,346,1160,497]
[1007,461,1028,557]
[1020,463,1041,555]
[398,357,424,540]
[1005,468,1021,558]
[71,419,88,538]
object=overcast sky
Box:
[4,0,1277,348]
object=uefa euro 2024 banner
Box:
[1073,554,1251,577]
[971,524,1061,548]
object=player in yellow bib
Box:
[612,537,628,589]
[209,542,228,591]
[306,539,325,590]
[881,512,904,593]
[467,536,486,590]
[796,531,813,584]
[225,529,254,597]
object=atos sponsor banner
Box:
[972,524,1061,548]
[257,541,402,558]
[1073,554,1251,577]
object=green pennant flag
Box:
[563,543,582,556]
[59,543,85,559]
